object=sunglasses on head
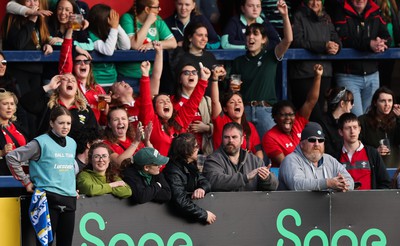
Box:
[307,137,325,143]
[74,59,91,65]
[181,70,198,76]
[1,60,7,65]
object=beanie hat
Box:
[301,122,325,141]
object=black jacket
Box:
[334,145,391,189]
[290,4,342,79]
[123,166,171,204]
[3,17,43,74]
[330,0,390,75]
[163,159,211,223]
[317,112,343,156]
[19,86,98,137]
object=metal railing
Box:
[4,48,400,99]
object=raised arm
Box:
[7,0,52,17]
[138,61,154,126]
[210,66,226,119]
[175,64,210,129]
[298,64,323,120]
[59,26,73,74]
[275,0,293,59]
[150,41,163,96]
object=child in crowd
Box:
[7,106,78,246]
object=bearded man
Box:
[278,122,354,191]
[203,122,278,191]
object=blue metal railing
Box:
[4,48,400,99]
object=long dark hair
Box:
[2,0,50,48]
[172,62,199,102]
[182,21,208,52]
[365,87,397,131]
[152,93,182,136]
[86,142,121,182]
[221,91,251,141]
[88,4,112,41]
[73,53,98,91]
[49,0,79,33]
[103,107,136,143]
[168,133,197,163]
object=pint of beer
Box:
[71,14,83,31]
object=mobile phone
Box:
[138,121,145,140]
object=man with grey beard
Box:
[278,122,354,191]
[203,122,278,191]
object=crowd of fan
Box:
[1,1,400,242]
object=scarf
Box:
[139,170,153,186]
[29,189,53,246]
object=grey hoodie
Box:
[278,145,354,191]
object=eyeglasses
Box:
[279,112,295,118]
[307,137,325,143]
[0,60,7,66]
[148,5,161,9]
[74,59,91,65]
[344,99,354,105]
[181,70,198,76]
[93,154,109,160]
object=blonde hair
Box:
[0,90,18,122]
[47,75,88,111]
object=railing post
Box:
[281,58,288,100]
